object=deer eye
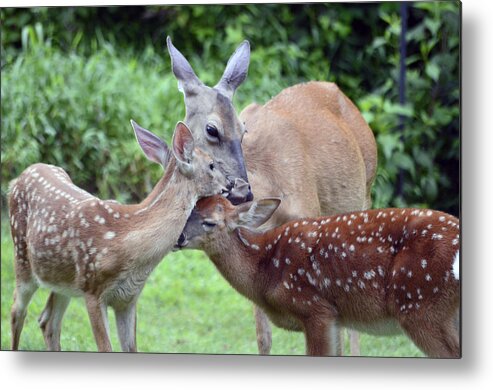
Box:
[206,124,219,139]
[209,161,215,171]
[202,221,217,230]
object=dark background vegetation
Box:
[1,2,460,215]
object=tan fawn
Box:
[8,120,229,352]
[176,196,460,358]
[167,39,378,355]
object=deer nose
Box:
[176,232,187,248]
[227,178,253,205]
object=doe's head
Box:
[166,37,253,204]
[176,195,280,251]
[131,120,230,198]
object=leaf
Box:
[377,133,402,160]
[393,152,415,177]
[383,101,415,117]
[425,62,440,82]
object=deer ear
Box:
[167,36,203,96]
[172,121,195,166]
[236,198,281,228]
[131,120,170,168]
[215,40,250,100]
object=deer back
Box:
[240,81,378,226]
[239,207,460,328]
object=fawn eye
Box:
[206,124,219,139]
[209,161,215,171]
[202,221,217,230]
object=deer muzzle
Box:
[227,178,253,205]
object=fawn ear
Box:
[215,40,250,100]
[172,121,195,167]
[131,120,170,168]
[236,198,281,228]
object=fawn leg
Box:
[400,314,459,358]
[85,294,112,352]
[303,315,338,356]
[38,292,71,351]
[115,303,137,352]
[254,305,272,355]
[11,279,37,350]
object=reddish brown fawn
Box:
[8,120,230,352]
[176,196,460,357]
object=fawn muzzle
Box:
[175,232,188,250]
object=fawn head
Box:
[166,37,253,204]
[131,120,230,197]
[176,195,280,251]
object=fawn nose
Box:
[176,232,187,249]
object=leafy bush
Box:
[1,3,460,214]
[1,41,185,203]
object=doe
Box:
[176,195,460,357]
[8,120,229,352]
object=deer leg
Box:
[84,294,112,352]
[38,292,71,351]
[336,327,344,356]
[115,303,137,352]
[253,305,272,355]
[349,329,361,356]
[11,278,37,350]
[303,315,338,356]
[400,314,459,358]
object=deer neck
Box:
[206,227,271,302]
[118,159,199,265]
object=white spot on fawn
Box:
[452,251,460,280]
[104,231,116,240]
[421,259,427,269]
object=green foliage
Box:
[1,2,459,214]
[1,37,185,203]
[357,2,460,213]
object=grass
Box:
[0,216,424,356]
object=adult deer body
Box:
[167,39,377,354]
[9,121,229,352]
[240,81,377,355]
[177,196,461,358]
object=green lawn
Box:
[0,216,423,356]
